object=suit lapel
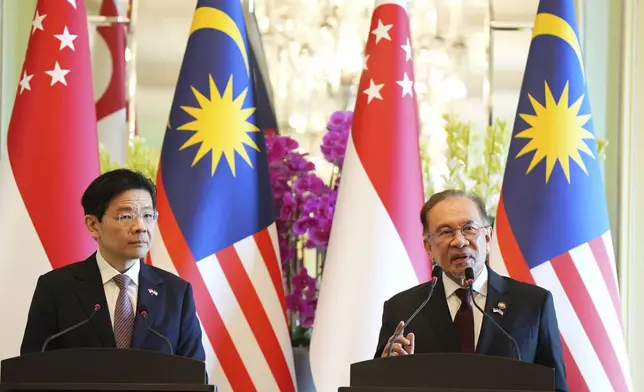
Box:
[425,278,461,352]
[476,268,511,354]
[72,254,116,347]
[132,262,164,349]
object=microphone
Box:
[464,267,522,361]
[138,306,174,355]
[41,304,101,352]
[386,265,442,358]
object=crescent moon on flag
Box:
[531,13,585,79]
[189,7,250,75]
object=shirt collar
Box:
[443,265,488,298]
[96,250,140,286]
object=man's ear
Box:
[485,226,492,252]
[85,215,100,240]
[423,236,435,262]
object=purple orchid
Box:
[326,110,353,132]
[264,111,351,346]
[321,111,351,167]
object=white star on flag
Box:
[401,38,412,61]
[371,19,393,44]
[19,71,34,94]
[31,10,46,35]
[363,79,384,103]
[396,72,414,97]
[45,62,70,86]
[66,0,77,8]
[54,26,77,51]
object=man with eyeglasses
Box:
[374,189,569,392]
[20,169,205,362]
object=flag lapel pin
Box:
[148,288,158,296]
[493,301,506,315]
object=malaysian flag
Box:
[148,1,295,391]
[488,1,631,391]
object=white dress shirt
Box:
[443,267,488,349]
[96,251,140,328]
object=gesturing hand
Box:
[381,320,415,357]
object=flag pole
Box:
[125,0,138,141]
[486,1,532,127]
[86,15,130,24]
[485,0,584,127]
[86,0,137,151]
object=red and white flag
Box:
[0,0,99,361]
[92,0,127,164]
[309,0,431,390]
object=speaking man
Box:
[374,189,568,392]
[20,169,205,361]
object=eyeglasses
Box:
[426,223,489,243]
[113,211,159,227]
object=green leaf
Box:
[99,137,160,181]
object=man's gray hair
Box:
[420,189,490,234]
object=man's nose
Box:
[450,230,469,247]
[131,216,147,233]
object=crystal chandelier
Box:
[248,0,484,179]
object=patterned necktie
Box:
[113,274,134,349]
[453,288,475,353]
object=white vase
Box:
[293,346,317,392]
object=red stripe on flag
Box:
[156,168,255,391]
[494,197,534,284]
[588,236,623,327]
[217,244,295,392]
[254,230,288,322]
[551,252,629,392]
[561,337,590,392]
[496,196,589,391]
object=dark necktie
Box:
[454,288,475,353]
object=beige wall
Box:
[618,0,644,389]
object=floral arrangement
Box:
[99,136,159,180]
[439,114,512,221]
[433,113,608,222]
[98,112,608,348]
[266,110,351,346]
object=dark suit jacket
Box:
[375,267,569,392]
[20,253,206,362]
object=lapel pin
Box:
[497,302,506,310]
[492,307,504,316]
[148,288,158,296]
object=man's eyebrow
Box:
[115,205,153,212]
[434,220,475,230]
